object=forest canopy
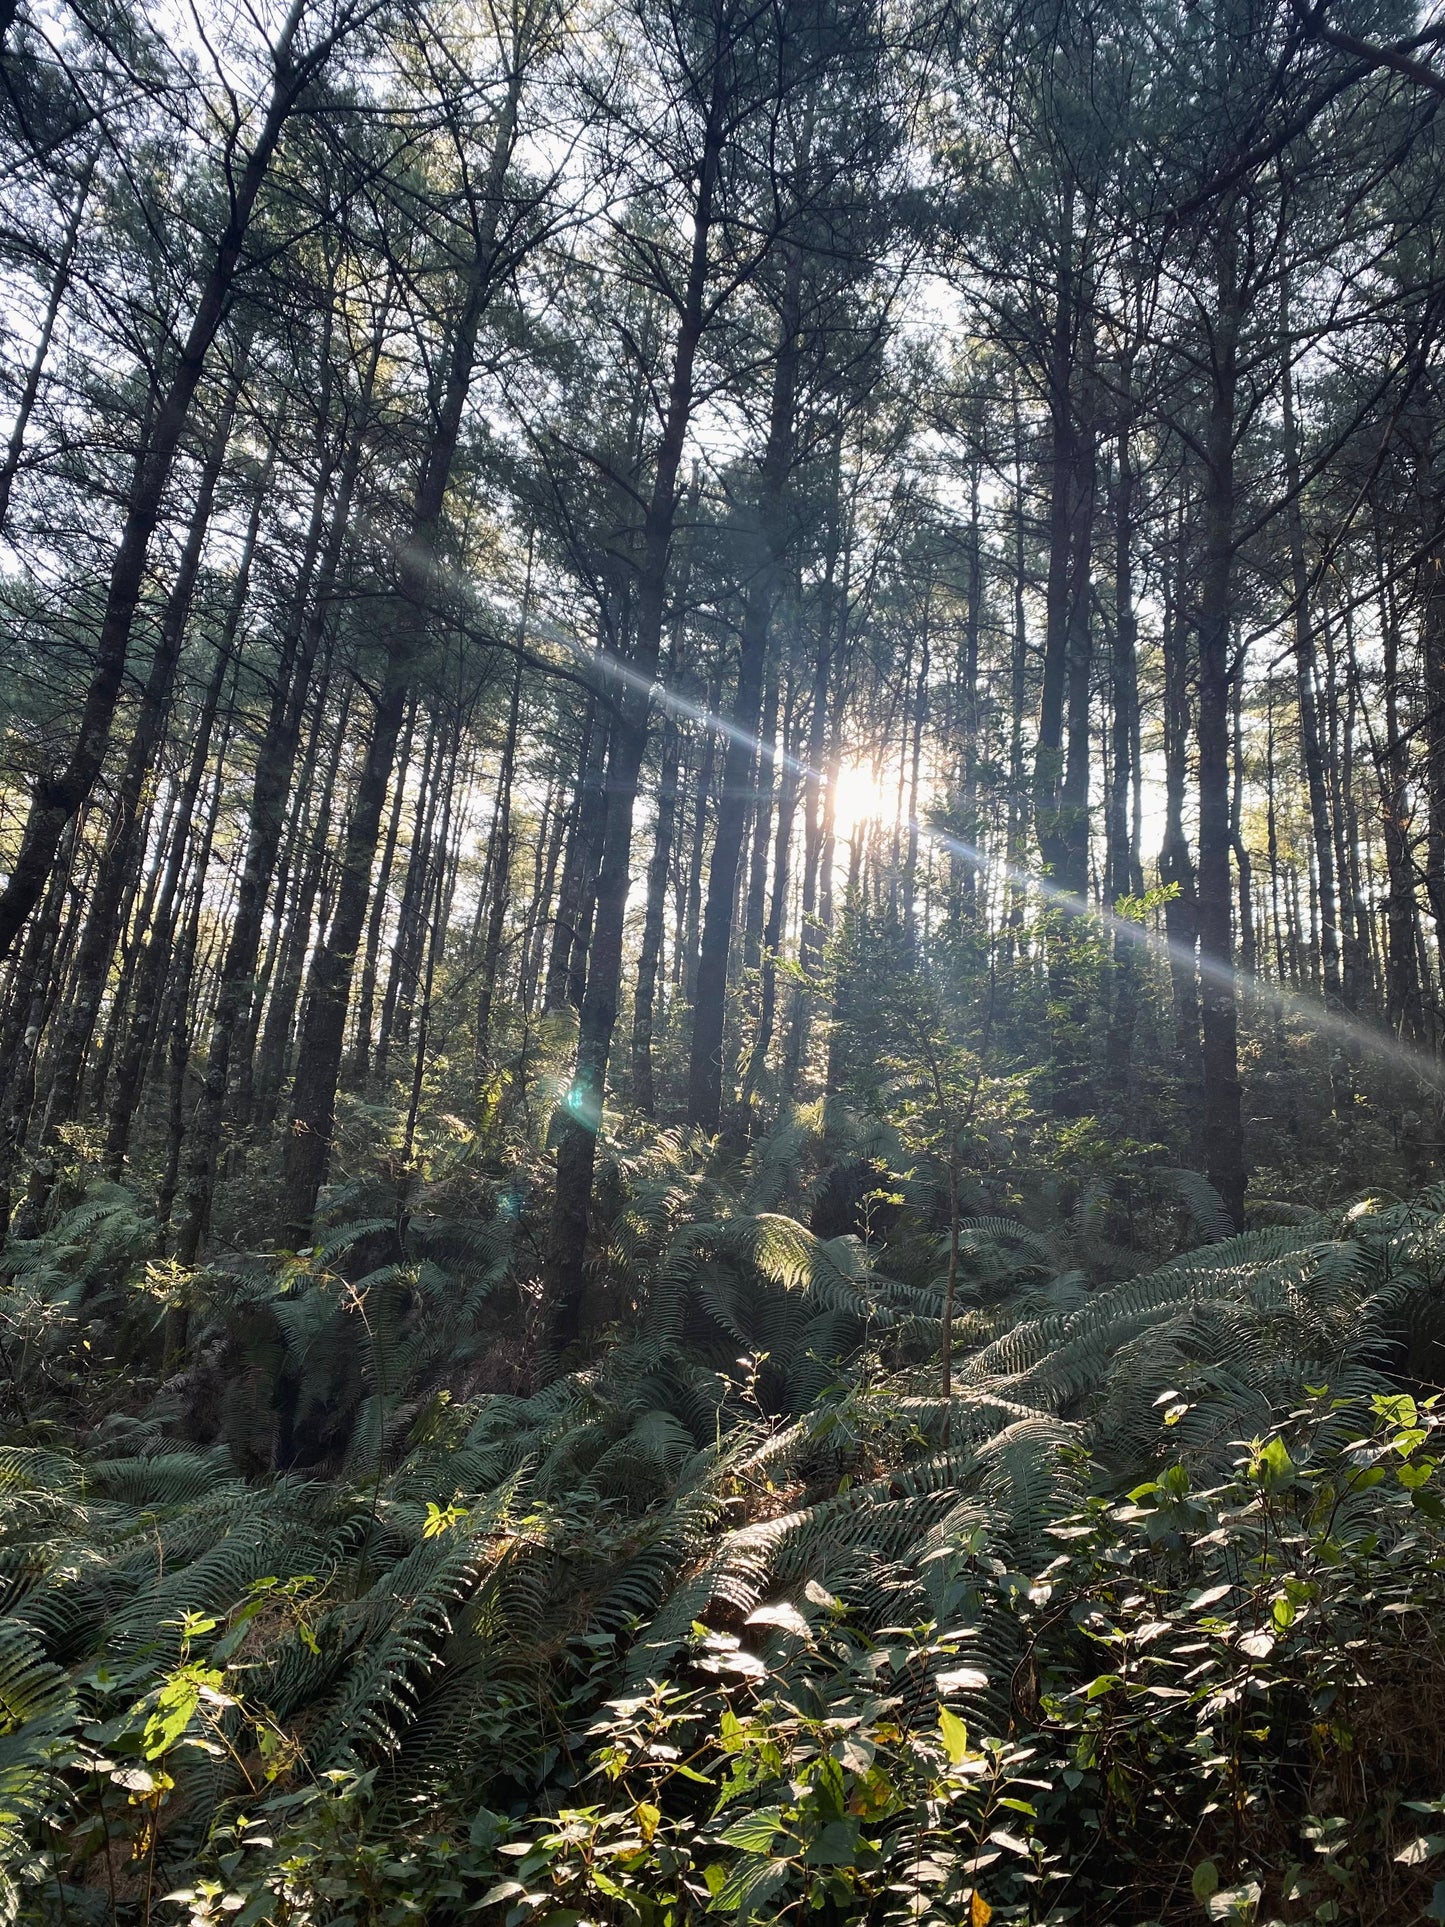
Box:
[2,0,1445,1920]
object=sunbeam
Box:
[491,592,1444,1097]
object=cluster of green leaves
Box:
[7,1387,1445,1925]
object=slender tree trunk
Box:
[545,83,724,1349]
[1105,413,1142,1095]
[781,543,835,1094]
[0,147,96,536]
[631,716,681,1116]
[1004,391,1030,959]
[1160,512,1202,1090]
[743,663,780,974]
[101,421,277,1177]
[0,823,79,1235]
[1196,215,1246,1226]
[476,553,531,1074]
[377,723,442,1082]
[154,707,235,1263]
[957,451,983,919]
[251,680,354,1131]
[544,689,603,1011]
[1322,606,1362,1011]
[350,696,417,1086]
[1230,639,1256,981]
[687,255,802,1130]
[742,697,800,1113]
[681,700,717,1004]
[523,776,566,1017]
[401,716,464,1164]
[1281,334,1342,1007]
[1373,571,1426,1040]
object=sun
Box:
[830,760,888,838]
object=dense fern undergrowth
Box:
[5,1109,1445,1926]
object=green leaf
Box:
[707,1854,788,1918]
[469,1808,506,1852]
[1191,1860,1220,1902]
[142,1672,207,1759]
[474,1881,524,1908]
[1254,1436,1294,1488]
[1082,1673,1122,1700]
[1372,1392,1418,1429]
[718,1808,787,1854]
[938,1707,970,1765]
[802,1818,861,1866]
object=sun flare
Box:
[830,761,889,838]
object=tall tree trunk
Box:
[1160,510,1202,1090]
[401,716,464,1164]
[0,822,79,1235]
[1322,606,1362,1011]
[957,451,983,920]
[781,543,835,1094]
[376,722,443,1083]
[631,715,681,1116]
[251,679,353,1133]
[544,82,724,1349]
[681,697,718,1004]
[543,688,603,1012]
[154,706,235,1264]
[350,696,417,1086]
[903,626,929,954]
[1373,571,1426,1040]
[1105,413,1142,1095]
[1230,638,1256,982]
[522,776,566,1016]
[741,694,800,1114]
[1196,214,1246,1227]
[1281,332,1342,1007]
[687,252,802,1130]
[743,662,781,975]
[476,548,531,1074]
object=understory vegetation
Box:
[5,1090,1445,1925]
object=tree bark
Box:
[1196,213,1247,1227]
[476,647,526,1075]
